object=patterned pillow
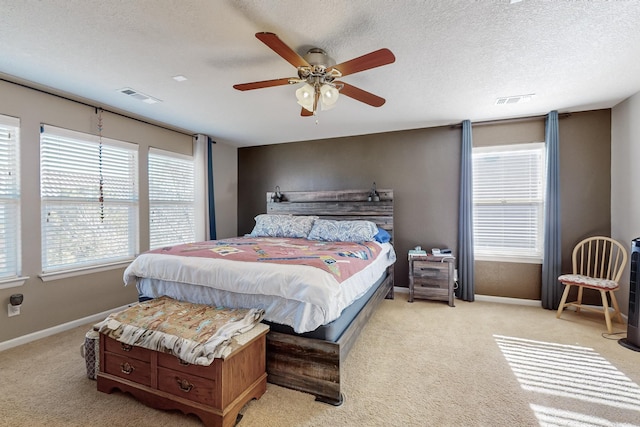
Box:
[249,214,317,238]
[307,219,379,242]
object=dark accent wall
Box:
[238,110,611,300]
[239,127,461,288]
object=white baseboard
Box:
[474,294,542,307]
[0,302,135,352]
[394,286,541,307]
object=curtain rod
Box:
[1,77,195,137]
[450,112,571,129]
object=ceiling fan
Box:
[233,32,396,117]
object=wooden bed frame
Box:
[263,189,394,405]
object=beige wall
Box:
[238,110,612,302]
[210,138,238,239]
[0,80,194,343]
[612,92,640,313]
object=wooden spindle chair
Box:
[556,236,628,333]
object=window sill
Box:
[39,260,132,282]
[475,255,542,265]
[0,276,29,290]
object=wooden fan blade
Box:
[329,48,395,77]
[233,77,293,91]
[256,32,310,69]
[337,82,386,107]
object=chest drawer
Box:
[104,336,150,362]
[157,366,219,407]
[102,351,152,386]
[158,351,217,379]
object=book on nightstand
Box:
[408,249,427,259]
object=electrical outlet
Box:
[454,269,458,282]
[8,304,20,317]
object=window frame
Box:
[0,114,27,288]
[148,147,196,249]
[39,124,139,280]
[472,142,546,264]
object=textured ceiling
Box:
[1,0,640,147]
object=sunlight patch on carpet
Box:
[494,335,640,412]
[529,404,638,427]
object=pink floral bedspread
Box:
[149,237,381,283]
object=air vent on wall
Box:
[117,87,162,104]
[495,94,534,105]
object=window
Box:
[148,148,195,249]
[472,143,546,262]
[40,125,139,275]
[0,114,21,282]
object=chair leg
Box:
[609,290,623,324]
[600,290,613,334]
[556,284,572,319]
[576,286,584,313]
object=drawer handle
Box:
[120,362,135,375]
[121,343,133,352]
[177,378,193,393]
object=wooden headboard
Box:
[265,189,394,241]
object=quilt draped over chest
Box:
[97,296,264,366]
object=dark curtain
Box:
[207,136,217,240]
[541,111,561,309]
[457,120,475,301]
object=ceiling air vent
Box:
[117,87,161,104]
[495,94,534,105]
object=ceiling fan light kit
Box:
[296,84,315,111]
[233,32,395,117]
[319,84,339,110]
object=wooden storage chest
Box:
[97,324,268,427]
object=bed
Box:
[124,189,395,405]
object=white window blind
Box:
[0,115,21,280]
[40,125,139,273]
[472,143,546,261]
[148,148,195,249]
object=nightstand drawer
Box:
[413,286,449,300]
[413,261,448,279]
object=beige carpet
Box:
[1,294,639,427]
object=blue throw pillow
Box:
[374,228,391,243]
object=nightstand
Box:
[408,254,455,306]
